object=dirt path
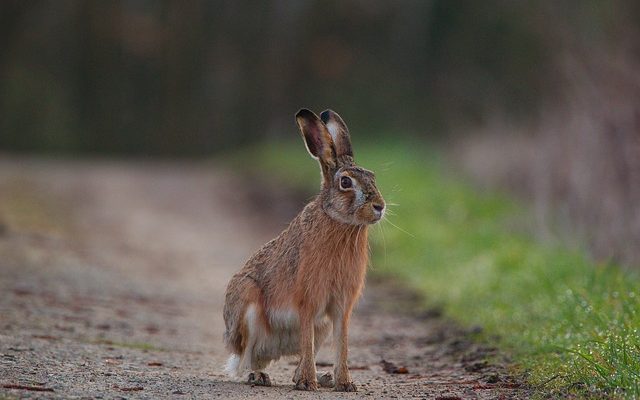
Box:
[0,158,528,399]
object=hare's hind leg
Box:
[248,352,272,386]
[241,304,274,386]
[247,371,272,387]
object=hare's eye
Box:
[340,176,353,189]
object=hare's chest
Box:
[320,255,367,292]
[294,234,368,305]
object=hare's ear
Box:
[320,109,353,162]
[296,109,337,177]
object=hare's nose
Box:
[373,204,384,213]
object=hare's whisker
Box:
[382,216,415,238]
[376,221,387,268]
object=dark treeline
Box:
[0,0,558,156]
[1,1,639,264]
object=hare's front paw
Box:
[294,377,318,391]
[317,371,334,388]
[335,381,357,392]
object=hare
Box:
[223,109,385,392]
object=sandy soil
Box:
[0,158,529,399]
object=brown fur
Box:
[223,109,384,392]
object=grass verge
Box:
[230,139,640,399]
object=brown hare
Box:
[223,109,385,392]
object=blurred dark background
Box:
[1,0,639,265]
[0,0,611,155]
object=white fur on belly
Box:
[269,307,299,330]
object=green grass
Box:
[232,139,640,399]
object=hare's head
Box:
[296,108,385,225]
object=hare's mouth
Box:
[368,213,383,224]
